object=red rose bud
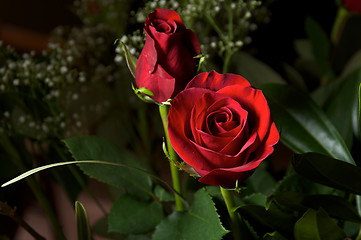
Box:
[168,71,280,187]
[135,9,201,103]
[343,0,361,14]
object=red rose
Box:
[343,0,361,14]
[168,71,279,186]
[135,9,201,103]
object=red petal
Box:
[186,70,251,91]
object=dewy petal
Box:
[186,70,251,92]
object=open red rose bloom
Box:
[168,71,280,186]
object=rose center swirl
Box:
[190,92,250,153]
[152,19,176,33]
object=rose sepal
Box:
[162,139,200,177]
[194,53,206,73]
[131,83,158,104]
[117,40,137,78]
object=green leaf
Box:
[230,51,286,87]
[108,195,163,235]
[63,136,152,200]
[305,17,334,80]
[236,204,296,239]
[154,185,174,202]
[247,164,276,196]
[282,63,308,91]
[341,49,361,78]
[92,216,124,240]
[294,39,313,60]
[75,201,91,240]
[325,68,361,148]
[261,84,354,165]
[292,152,361,195]
[271,191,361,223]
[263,231,287,240]
[152,188,228,240]
[294,208,345,240]
[120,41,137,78]
[243,193,267,207]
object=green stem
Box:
[205,12,227,43]
[159,104,184,211]
[222,49,234,74]
[220,187,241,240]
[226,1,234,42]
[0,134,66,240]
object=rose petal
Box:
[168,88,212,171]
[147,9,185,31]
[135,48,175,102]
[190,92,248,152]
[186,70,251,91]
[218,85,273,143]
[198,158,264,186]
[190,131,258,170]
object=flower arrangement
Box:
[1,0,361,240]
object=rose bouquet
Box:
[1,1,361,240]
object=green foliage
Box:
[305,17,334,80]
[63,136,153,200]
[231,52,286,87]
[246,164,277,196]
[75,201,92,240]
[152,188,228,240]
[261,84,354,165]
[292,152,361,195]
[108,195,163,235]
[294,208,345,240]
[325,68,361,147]
[120,41,137,78]
[270,191,361,223]
[237,204,296,239]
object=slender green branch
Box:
[226,1,234,42]
[220,187,241,240]
[222,49,235,74]
[204,12,227,43]
[159,104,184,211]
